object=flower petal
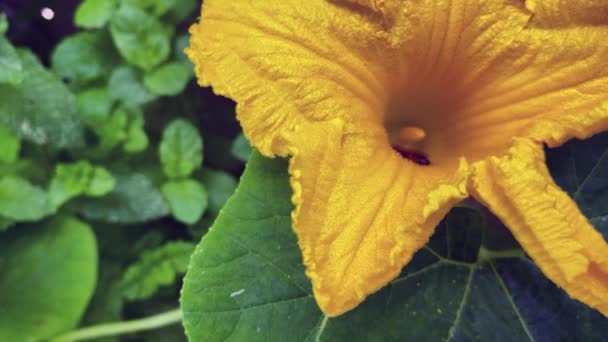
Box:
[448,5,608,155]
[187,0,392,156]
[471,138,608,316]
[287,119,469,316]
[524,0,608,27]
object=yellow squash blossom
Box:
[187,0,608,317]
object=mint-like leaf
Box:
[74,0,118,29]
[159,119,203,179]
[162,179,208,224]
[120,241,195,301]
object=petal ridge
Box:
[471,138,608,316]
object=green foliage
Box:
[0,126,20,163]
[74,0,118,29]
[48,161,115,207]
[0,13,8,35]
[119,241,195,301]
[0,50,83,148]
[79,172,169,224]
[0,3,231,339]
[52,31,118,83]
[144,62,192,96]
[110,4,172,71]
[231,132,252,162]
[0,217,97,341]
[162,179,208,224]
[0,36,23,85]
[159,119,204,179]
[4,0,608,340]
[182,149,608,341]
[0,176,54,221]
[109,66,157,105]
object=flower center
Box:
[390,126,431,166]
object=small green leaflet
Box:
[48,161,116,207]
[120,241,195,301]
[0,217,97,341]
[110,4,172,71]
[144,62,192,96]
[159,119,204,179]
[52,31,118,83]
[162,179,208,225]
[74,0,118,29]
[109,66,157,106]
[0,176,54,221]
[79,172,168,224]
[181,151,608,341]
[0,126,20,163]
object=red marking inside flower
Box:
[392,145,431,166]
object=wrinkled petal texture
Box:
[188,0,608,317]
[187,0,392,156]
[471,139,608,316]
[287,120,468,315]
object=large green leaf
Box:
[547,132,608,238]
[181,151,608,342]
[0,217,98,341]
[0,50,83,148]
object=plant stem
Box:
[51,308,182,342]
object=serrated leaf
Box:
[181,151,608,341]
[110,5,172,71]
[120,241,195,301]
[199,168,237,215]
[79,172,169,224]
[547,131,608,238]
[144,62,191,96]
[159,119,203,179]
[0,125,20,163]
[0,50,83,148]
[0,176,54,221]
[0,216,97,341]
[74,0,118,29]
[0,37,23,85]
[162,179,207,224]
[108,66,157,106]
[52,31,118,83]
